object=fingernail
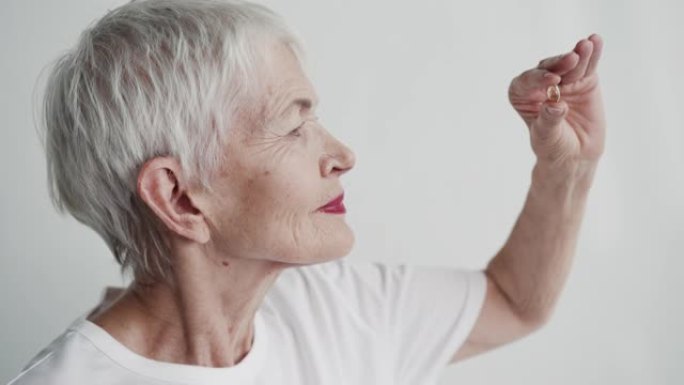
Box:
[545,105,563,115]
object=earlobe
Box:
[137,157,210,244]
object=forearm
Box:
[486,160,598,323]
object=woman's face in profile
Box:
[200,41,357,266]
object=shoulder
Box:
[264,258,392,329]
[272,258,393,300]
[8,330,76,385]
[7,321,115,385]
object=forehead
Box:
[259,42,318,122]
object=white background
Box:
[1,0,682,384]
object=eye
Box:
[287,116,318,138]
[288,123,304,137]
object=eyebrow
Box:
[274,95,318,120]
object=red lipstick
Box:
[318,193,346,214]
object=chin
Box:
[325,228,355,263]
[295,227,355,266]
[332,224,355,255]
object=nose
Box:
[320,133,356,177]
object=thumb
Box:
[533,101,567,141]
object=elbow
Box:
[484,269,558,334]
[517,306,555,331]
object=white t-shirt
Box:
[8,258,487,385]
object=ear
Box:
[136,157,210,244]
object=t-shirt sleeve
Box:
[320,259,487,385]
[385,263,487,385]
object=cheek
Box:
[251,172,332,259]
[256,171,309,211]
[240,168,316,232]
[214,141,331,259]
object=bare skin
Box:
[497,33,605,321]
[88,40,356,368]
[452,34,606,363]
[88,257,283,366]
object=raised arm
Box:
[452,33,605,363]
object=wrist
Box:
[531,160,598,196]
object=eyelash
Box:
[289,122,306,137]
[288,116,318,138]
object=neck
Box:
[90,242,288,367]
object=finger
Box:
[509,68,561,101]
[584,33,603,76]
[561,39,593,85]
[537,51,580,75]
[533,101,568,141]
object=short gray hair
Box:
[39,0,303,283]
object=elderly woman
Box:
[9,0,605,384]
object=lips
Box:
[318,192,346,214]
